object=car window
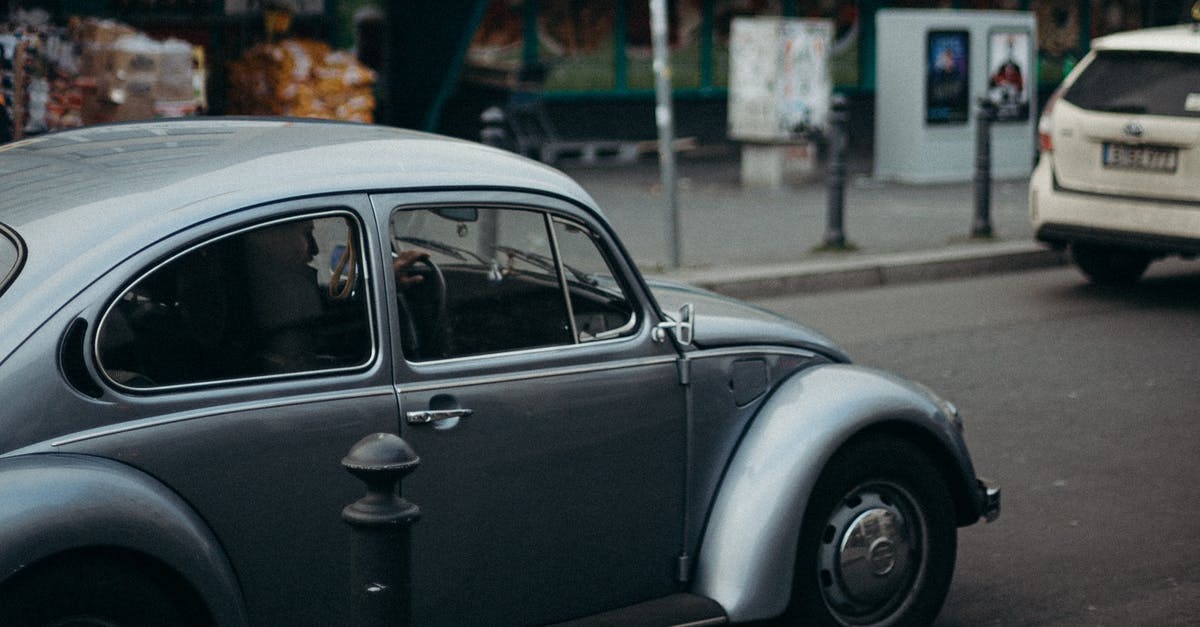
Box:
[1064,51,1200,118]
[0,224,20,297]
[389,207,636,361]
[551,217,636,342]
[97,213,373,389]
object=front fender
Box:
[693,364,978,623]
[0,453,247,626]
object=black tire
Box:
[1071,244,1152,286]
[0,553,203,627]
[785,436,957,626]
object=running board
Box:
[549,593,726,627]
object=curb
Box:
[647,241,1069,299]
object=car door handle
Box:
[406,408,474,425]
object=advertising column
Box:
[728,16,833,187]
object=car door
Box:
[372,191,687,626]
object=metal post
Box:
[822,93,849,249]
[480,106,508,149]
[342,433,421,627]
[972,98,997,238]
[650,0,682,268]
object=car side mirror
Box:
[653,303,694,346]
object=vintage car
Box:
[0,119,998,626]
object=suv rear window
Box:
[0,225,21,297]
[1063,51,1200,117]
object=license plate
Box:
[1102,143,1178,172]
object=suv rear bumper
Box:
[1030,157,1200,255]
[1036,223,1200,256]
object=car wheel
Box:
[1071,244,1152,286]
[787,436,956,626]
[0,553,204,627]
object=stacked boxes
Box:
[75,19,202,124]
[228,38,375,123]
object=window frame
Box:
[387,202,642,365]
[94,208,378,394]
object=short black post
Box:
[823,93,850,249]
[480,106,507,149]
[972,98,998,238]
[342,433,421,627]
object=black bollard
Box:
[342,433,421,627]
[480,106,508,149]
[972,98,998,238]
[823,93,850,249]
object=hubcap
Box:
[817,482,927,624]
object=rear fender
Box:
[0,453,247,626]
[692,364,977,623]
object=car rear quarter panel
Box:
[693,363,979,623]
[0,453,247,625]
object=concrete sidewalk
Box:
[558,145,1066,297]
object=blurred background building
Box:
[1,1,1195,150]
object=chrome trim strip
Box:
[686,345,821,361]
[51,386,396,447]
[675,618,728,627]
[399,354,678,393]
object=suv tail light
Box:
[1038,88,1062,153]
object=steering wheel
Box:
[396,255,449,359]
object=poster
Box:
[987,29,1031,122]
[925,30,969,125]
[728,17,832,141]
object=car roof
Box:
[0,118,602,360]
[0,118,596,231]
[1091,24,1200,54]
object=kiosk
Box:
[874,10,1037,183]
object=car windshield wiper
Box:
[493,245,598,286]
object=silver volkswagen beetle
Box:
[0,119,997,626]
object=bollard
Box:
[480,106,508,149]
[342,433,421,627]
[972,98,998,238]
[822,93,850,249]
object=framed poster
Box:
[987,29,1031,122]
[925,30,970,125]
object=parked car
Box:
[1030,20,1200,284]
[0,119,998,626]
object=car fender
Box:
[692,363,978,623]
[0,452,247,625]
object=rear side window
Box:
[97,213,373,389]
[1064,51,1200,117]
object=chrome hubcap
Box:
[817,483,926,623]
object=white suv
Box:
[1030,22,1200,284]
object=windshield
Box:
[1064,51,1200,117]
[0,224,22,297]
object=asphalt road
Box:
[751,259,1200,626]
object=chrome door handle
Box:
[406,408,474,425]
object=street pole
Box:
[822,93,849,249]
[342,433,421,627]
[650,0,681,268]
[972,98,997,238]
